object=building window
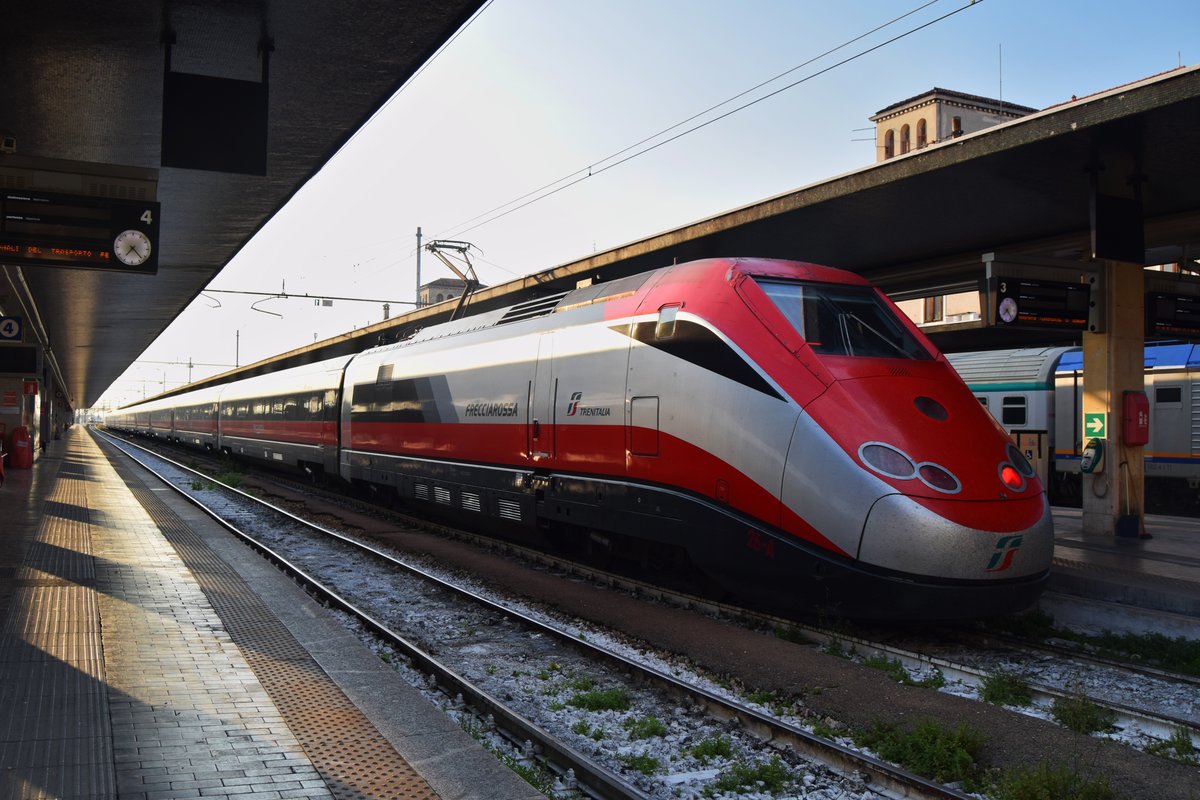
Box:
[916,118,927,149]
[952,116,962,137]
[923,295,943,323]
[900,124,910,154]
[884,129,895,159]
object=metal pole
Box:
[415,226,423,309]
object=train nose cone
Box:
[858,492,1054,581]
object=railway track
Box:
[99,429,975,800]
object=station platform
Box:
[0,428,543,800]
[1047,507,1200,633]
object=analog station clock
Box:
[998,296,1019,324]
[113,229,152,267]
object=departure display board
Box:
[989,276,1090,329]
[0,190,160,274]
[1147,292,1200,337]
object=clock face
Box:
[113,229,152,266]
[998,296,1019,324]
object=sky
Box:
[95,0,1200,408]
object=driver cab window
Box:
[755,279,932,360]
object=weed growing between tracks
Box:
[848,716,1118,799]
[1050,691,1118,735]
[708,755,791,794]
[992,760,1114,800]
[853,718,985,786]
[458,714,561,796]
[1144,726,1200,766]
[990,609,1200,676]
[978,670,1034,707]
[861,653,947,688]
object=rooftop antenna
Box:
[424,239,480,321]
[998,43,1003,104]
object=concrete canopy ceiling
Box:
[1,0,484,408]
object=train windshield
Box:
[755,279,933,360]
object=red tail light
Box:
[1000,464,1025,492]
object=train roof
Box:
[1056,341,1200,373]
[946,346,1077,390]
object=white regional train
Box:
[947,343,1200,511]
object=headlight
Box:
[859,442,916,479]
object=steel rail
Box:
[100,429,969,800]
[97,430,647,800]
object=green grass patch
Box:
[854,719,984,785]
[1050,695,1116,735]
[862,654,909,683]
[989,608,1057,641]
[861,654,945,688]
[566,688,631,712]
[1077,630,1200,677]
[622,715,667,739]
[710,756,791,794]
[994,760,1114,800]
[1144,726,1199,766]
[689,735,733,764]
[991,611,1200,677]
[618,752,659,775]
[773,624,812,645]
[459,717,556,795]
[824,636,848,658]
[979,670,1033,707]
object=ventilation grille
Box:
[1191,381,1200,456]
[434,486,452,506]
[497,498,523,522]
[498,292,569,325]
[414,484,430,501]
[461,492,482,513]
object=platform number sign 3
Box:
[0,316,22,341]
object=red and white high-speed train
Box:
[109,258,1054,620]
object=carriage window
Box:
[976,396,988,407]
[755,279,932,360]
[1001,396,1027,425]
[1155,386,1182,406]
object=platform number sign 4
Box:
[0,316,23,341]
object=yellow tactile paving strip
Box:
[0,444,114,799]
[93,433,440,800]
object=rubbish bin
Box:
[8,426,32,469]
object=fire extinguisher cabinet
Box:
[8,426,32,469]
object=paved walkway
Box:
[1,431,332,799]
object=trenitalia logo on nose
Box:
[986,535,1023,572]
[566,391,612,417]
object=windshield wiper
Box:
[841,312,914,358]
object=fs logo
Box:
[986,535,1023,573]
[566,391,583,416]
[564,392,611,417]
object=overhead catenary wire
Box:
[435,0,980,241]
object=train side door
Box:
[1014,431,1048,490]
[528,332,556,463]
